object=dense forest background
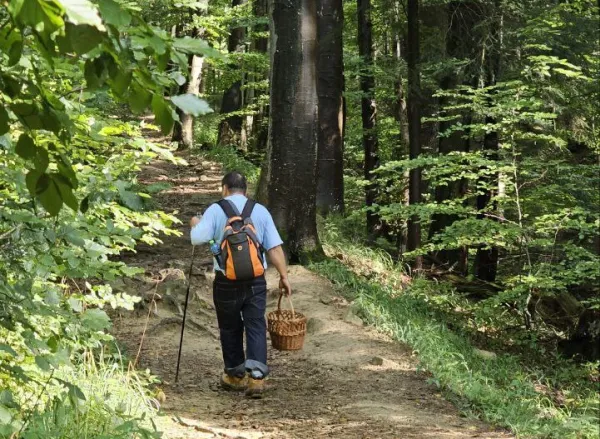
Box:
[0,0,598,438]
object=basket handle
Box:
[277,292,295,318]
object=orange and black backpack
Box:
[217,199,265,281]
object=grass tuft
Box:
[21,352,160,439]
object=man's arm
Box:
[267,245,292,296]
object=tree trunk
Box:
[217,0,247,148]
[357,0,380,238]
[426,2,485,272]
[406,0,422,270]
[474,1,502,282]
[250,0,270,153]
[173,55,205,150]
[393,34,410,254]
[316,0,345,215]
[265,0,322,262]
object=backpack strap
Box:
[241,199,257,221]
[217,199,241,219]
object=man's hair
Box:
[222,171,247,192]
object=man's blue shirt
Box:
[190,194,283,271]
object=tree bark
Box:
[427,1,482,271]
[406,0,422,270]
[357,0,380,238]
[316,0,345,215]
[217,0,247,148]
[249,0,269,153]
[173,55,204,150]
[265,0,322,262]
[474,1,502,282]
[392,33,410,254]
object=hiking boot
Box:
[220,373,248,391]
[245,378,265,399]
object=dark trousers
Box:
[213,273,269,379]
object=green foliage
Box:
[0,0,220,435]
[203,145,259,183]
[1,0,213,216]
[21,352,161,439]
[314,216,600,438]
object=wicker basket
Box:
[267,294,307,351]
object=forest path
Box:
[112,152,512,439]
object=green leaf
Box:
[11,103,36,117]
[47,336,58,352]
[67,383,86,401]
[35,355,52,372]
[49,348,71,367]
[0,405,12,425]
[97,0,131,27]
[40,109,62,134]
[38,175,63,216]
[0,107,10,136]
[34,147,49,172]
[0,27,23,66]
[128,82,152,114]
[173,37,222,59]
[119,190,144,210]
[171,94,213,116]
[10,0,64,35]
[15,134,36,160]
[55,175,79,211]
[151,94,174,135]
[45,290,60,306]
[0,391,17,409]
[25,170,43,197]
[109,68,132,97]
[84,59,102,90]
[68,297,83,312]
[65,232,85,247]
[0,345,18,357]
[79,195,90,213]
[0,135,11,150]
[81,308,111,331]
[170,71,186,86]
[64,23,104,55]
[58,0,105,30]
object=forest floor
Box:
[111,151,514,439]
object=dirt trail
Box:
[112,154,512,439]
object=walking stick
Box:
[175,245,196,383]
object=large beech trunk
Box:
[316,0,345,215]
[264,0,322,262]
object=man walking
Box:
[190,171,291,398]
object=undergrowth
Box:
[311,215,600,439]
[17,351,160,439]
[201,145,260,184]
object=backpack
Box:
[216,199,265,281]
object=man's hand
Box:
[279,276,292,296]
[190,216,201,228]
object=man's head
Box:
[221,171,247,197]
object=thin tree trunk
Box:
[427,2,485,272]
[406,0,422,270]
[474,1,502,282]
[316,0,345,215]
[393,34,410,254]
[250,0,270,153]
[357,0,380,238]
[172,22,204,150]
[265,0,322,262]
[217,0,247,148]
[173,55,205,150]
